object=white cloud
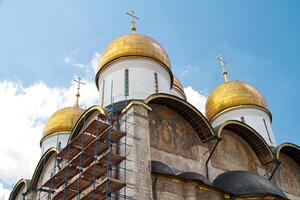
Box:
[90,52,101,73]
[73,63,86,69]
[0,78,99,199]
[0,183,10,200]
[64,56,72,64]
[64,51,101,71]
[184,86,207,114]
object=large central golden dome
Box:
[97,34,171,74]
[205,80,269,121]
[42,106,84,140]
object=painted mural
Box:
[275,153,300,196]
[211,131,258,172]
[149,104,200,160]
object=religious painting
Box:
[275,153,300,196]
[149,104,200,160]
[211,131,258,172]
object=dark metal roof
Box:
[151,161,212,186]
[145,93,215,142]
[151,160,174,175]
[105,100,132,114]
[213,171,287,199]
[216,120,275,165]
[178,172,212,185]
[273,142,300,166]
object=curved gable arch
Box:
[30,147,59,190]
[68,105,106,142]
[274,143,300,166]
[216,120,275,165]
[9,179,30,200]
[145,93,215,142]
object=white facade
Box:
[97,58,172,107]
[170,88,185,100]
[40,133,69,154]
[211,107,276,146]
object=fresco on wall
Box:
[275,153,300,196]
[149,104,200,160]
[211,131,258,172]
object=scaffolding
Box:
[40,96,138,200]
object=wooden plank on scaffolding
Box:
[56,144,82,161]
[70,131,95,147]
[97,151,125,166]
[80,151,125,181]
[81,163,106,180]
[52,188,76,200]
[67,150,94,169]
[81,178,125,200]
[51,176,92,200]
[43,165,77,189]
[100,128,125,142]
[85,119,110,136]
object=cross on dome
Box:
[73,77,85,107]
[217,55,229,82]
[126,10,140,33]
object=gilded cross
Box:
[126,11,140,33]
[217,55,229,82]
[73,77,85,107]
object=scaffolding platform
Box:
[71,131,95,148]
[81,178,125,200]
[85,119,110,137]
[56,119,124,162]
[52,178,91,200]
[41,103,135,200]
[43,164,77,189]
[51,151,125,200]
[81,151,125,180]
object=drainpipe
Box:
[205,138,222,180]
[269,160,281,180]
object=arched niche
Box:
[30,148,58,199]
[211,120,274,172]
[273,143,300,197]
[9,179,30,200]
[145,94,215,172]
[68,105,106,142]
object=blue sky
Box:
[0,1,299,149]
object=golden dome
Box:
[97,34,171,74]
[42,106,84,140]
[205,80,269,121]
[173,76,186,99]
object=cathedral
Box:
[9,13,300,200]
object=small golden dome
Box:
[205,80,269,121]
[97,34,171,74]
[42,106,84,140]
[173,76,186,99]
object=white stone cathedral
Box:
[9,14,300,200]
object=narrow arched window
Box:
[124,69,129,96]
[101,79,105,106]
[154,72,158,93]
[263,118,272,144]
[241,116,245,123]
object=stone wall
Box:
[153,175,223,200]
[211,129,262,172]
[149,104,209,175]
[274,153,300,199]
